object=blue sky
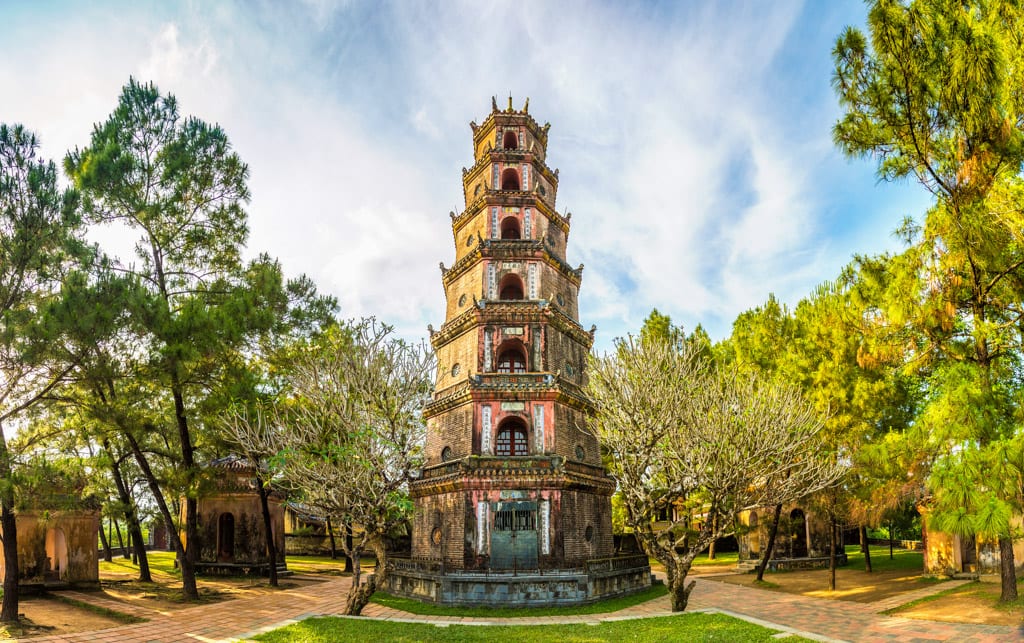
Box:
[1,1,933,352]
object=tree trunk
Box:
[828,516,837,591]
[343,542,370,615]
[125,429,196,597]
[98,519,113,563]
[255,475,279,588]
[326,517,338,561]
[0,426,18,623]
[998,536,1018,602]
[667,562,697,612]
[1,500,18,623]
[106,440,151,581]
[708,514,718,560]
[113,518,128,558]
[344,536,391,615]
[860,525,872,573]
[756,504,782,582]
[342,522,353,573]
[170,384,200,601]
[889,522,894,560]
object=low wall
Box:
[766,553,848,571]
[867,538,923,550]
[385,554,651,607]
[284,534,335,556]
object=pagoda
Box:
[387,97,650,606]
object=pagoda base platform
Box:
[384,554,651,606]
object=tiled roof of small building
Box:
[208,454,257,471]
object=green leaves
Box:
[834,0,1024,198]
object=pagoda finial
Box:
[491,96,498,112]
[523,97,529,113]
[507,94,513,111]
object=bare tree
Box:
[586,335,844,611]
[220,320,434,615]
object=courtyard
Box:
[0,547,1019,642]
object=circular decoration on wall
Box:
[466,235,475,247]
[431,527,443,545]
[564,363,575,377]
[474,184,481,197]
[585,525,594,542]
[441,446,453,462]
[451,363,461,377]
[458,294,467,307]
[575,445,585,461]
[539,184,547,196]
[556,293,565,307]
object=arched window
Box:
[498,273,524,300]
[497,347,527,373]
[500,217,521,239]
[502,130,519,150]
[501,168,520,190]
[495,418,528,456]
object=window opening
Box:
[501,167,520,190]
[495,420,529,456]
[498,273,524,300]
[497,348,527,374]
[500,217,521,239]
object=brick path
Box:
[8,573,1022,642]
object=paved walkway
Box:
[9,574,1022,642]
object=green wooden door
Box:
[490,501,538,569]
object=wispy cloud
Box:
[0,0,930,351]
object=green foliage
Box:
[833,0,1024,195]
[833,0,1024,599]
[12,457,101,511]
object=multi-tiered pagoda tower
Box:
[389,98,649,606]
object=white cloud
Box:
[0,0,915,353]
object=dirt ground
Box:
[0,596,124,639]
[890,578,1024,627]
[706,568,936,603]
[0,571,329,639]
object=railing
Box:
[418,456,612,481]
[389,553,649,578]
[419,455,566,480]
[472,372,555,389]
[585,554,649,574]
[389,557,444,574]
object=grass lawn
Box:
[100,550,180,577]
[843,544,924,573]
[370,584,667,617]
[285,554,375,575]
[253,613,814,642]
[688,550,740,568]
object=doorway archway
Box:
[218,512,236,562]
